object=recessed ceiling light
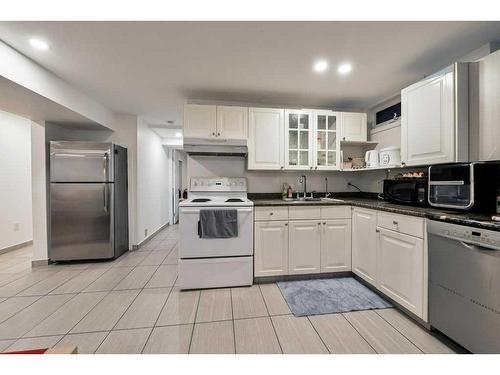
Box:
[175,132,182,138]
[338,63,352,75]
[29,37,49,51]
[313,59,329,74]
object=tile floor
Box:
[0,225,459,354]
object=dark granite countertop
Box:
[249,193,500,231]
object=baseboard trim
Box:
[0,240,33,256]
[32,259,50,267]
[132,222,170,250]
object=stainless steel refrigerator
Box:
[49,141,129,261]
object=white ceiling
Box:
[1,21,500,127]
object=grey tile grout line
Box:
[0,294,45,325]
[305,315,331,354]
[94,260,164,353]
[340,312,379,354]
[16,290,112,343]
[0,268,69,298]
[187,282,202,354]
[229,288,236,354]
[140,276,178,354]
[257,284,284,354]
[373,309,428,354]
[365,309,423,354]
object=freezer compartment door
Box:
[50,183,114,261]
[50,141,114,182]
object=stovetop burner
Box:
[192,198,211,202]
[225,198,244,202]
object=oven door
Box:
[179,206,254,258]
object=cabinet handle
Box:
[393,220,398,225]
[376,229,380,233]
[315,166,318,170]
[284,223,288,226]
[323,222,326,225]
[343,136,346,141]
[317,222,321,225]
[217,132,220,136]
[280,166,284,170]
[269,212,274,216]
[310,166,313,170]
[212,132,216,136]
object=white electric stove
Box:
[178,177,254,290]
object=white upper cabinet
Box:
[248,107,285,170]
[183,104,217,139]
[351,207,377,285]
[285,109,314,170]
[313,110,341,170]
[341,112,367,142]
[184,104,248,140]
[401,63,468,166]
[216,106,248,140]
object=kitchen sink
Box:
[282,197,345,203]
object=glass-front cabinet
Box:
[313,110,340,170]
[284,109,314,169]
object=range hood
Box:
[183,137,247,156]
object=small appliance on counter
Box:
[383,172,428,207]
[428,161,500,212]
[379,146,401,167]
[365,150,379,168]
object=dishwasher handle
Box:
[459,240,500,252]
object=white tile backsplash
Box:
[187,155,394,194]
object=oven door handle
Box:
[429,180,465,186]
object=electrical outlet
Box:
[144,229,148,237]
[13,223,20,231]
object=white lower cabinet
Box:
[288,220,322,274]
[377,227,424,317]
[254,220,289,277]
[321,219,352,273]
[351,208,378,284]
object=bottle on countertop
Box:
[287,185,293,199]
[282,183,289,199]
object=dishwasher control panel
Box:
[427,220,500,250]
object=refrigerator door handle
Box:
[103,152,109,181]
[103,183,108,214]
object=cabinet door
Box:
[321,219,352,273]
[341,112,367,142]
[248,108,284,170]
[216,106,248,140]
[401,67,455,166]
[351,208,377,285]
[285,109,314,170]
[289,220,321,275]
[377,228,424,318]
[254,221,288,277]
[314,111,340,170]
[183,104,217,138]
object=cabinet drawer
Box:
[377,211,424,238]
[289,206,321,220]
[321,206,351,219]
[255,207,289,221]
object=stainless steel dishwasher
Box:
[427,220,500,353]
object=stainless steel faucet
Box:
[298,175,307,198]
[324,177,331,198]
